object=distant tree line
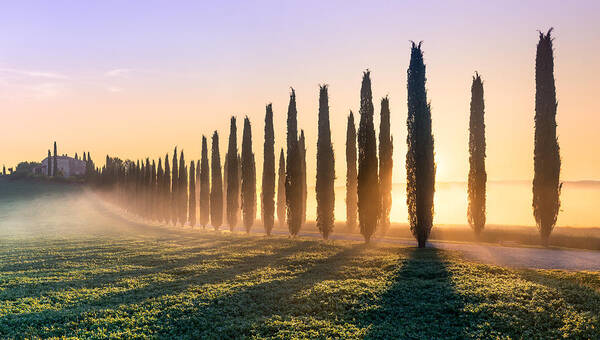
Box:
[93,31,560,247]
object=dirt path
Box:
[265,229,600,271]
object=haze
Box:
[1,1,600,226]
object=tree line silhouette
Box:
[94,30,560,247]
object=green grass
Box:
[0,232,599,339]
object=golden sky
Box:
[1,1,600,187]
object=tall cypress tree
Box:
[47,150,52,176]
[285,89,302,236]
[533,28,561,247]
[346,111,358,231]
[189,160,196,226]
[299,130,307,226]
[196,159,201,220]
[316,85,335,239]
[210,131,223,230]
[151,160,157,221]
[145,158,152,219]
[223,156,228,224]
[200,136,210,228]
[241,117,256,232]
[53,141,58,176]
[226,117,239,231]
[157,158,164,223]
[379,96,393,233]
[164,154,171,224]
[171,147,178,225]
[357,71,380,243]
[468,72,487,236]
[179,150,187,225]
[262,104,276,235]
[277,149,286,228]
[237,153,242,224]
[406,42,436,248]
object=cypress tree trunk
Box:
[533,28,561,247]
[189,160,196,227]
[316,85,335,239]
[210,131,223,230]
[200,136,210,228]
[157,158,164,223]
[357,71,380,243]
[179,151,187,225]
[379,97,393,234]
[277,149,286,228]
[406,42,436,249]
[346,112,358,231]
[164,154,171,224]
[53,141,58,176]
[47,150,52,176]
[286,89,302,236]
[468,72,487,237]
[171,147,178,225]
[262,104,276,235]
[241,117,256,232]
[226,117,239,231]
[300,130,307,226]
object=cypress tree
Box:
[406,42,436,248]
[164,154,171,224]
[171,147,178,225]
[285,89,303,236]
[145,158,152,219]
[300,130,307,226]
[357,70,380,243]
[468,72,487,236]
[262,104,276,235]
[210,131,223,230]
[277,149,286,228]
[237,153,242,224]
[53,141,58,176]
[241,117,256,232]
[200,136,210,228]
[223,156,228,224]
[179,150,187,225]
[47,150,52,176]
[226,117,239,231]
[533,28,561,247]
[189,160,196,226]
[379,96,393,233]
[83,152,87,162]
[196,159,200,220]
[346,111,358,231]
[151,160,157,221]
[157,158,164,223]
[316,85,335,239]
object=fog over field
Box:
[2,179,600,239]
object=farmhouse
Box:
[33,156,86,177]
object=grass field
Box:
[1,232,599,339]
[1,179,600,338]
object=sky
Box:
[1,0,600,187]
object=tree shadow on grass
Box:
[358,247,470,339]
[0,237,331,338]
[156,242,370,338]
